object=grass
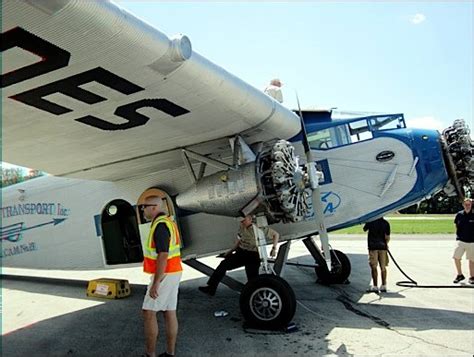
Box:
[336,216,455,234]
[387,213,455,218]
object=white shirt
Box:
[264,85,283,103]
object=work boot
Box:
[453,274,465,283]
[198,285,216,296]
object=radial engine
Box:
[176,140,316,223]
[441,119,474,198]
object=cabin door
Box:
[101,199,143,265]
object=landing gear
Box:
[186,233,350,330]
[315,249,351,284]
[240,274,296,330]
[303,237,351,284]
[239,216,297,329]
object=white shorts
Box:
[142,272,182,312]
[453,241,474,261]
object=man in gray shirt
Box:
[199,215,279,296]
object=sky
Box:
[117,1,472,134]
[2,1,473,170]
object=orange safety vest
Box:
[143,215,182,274]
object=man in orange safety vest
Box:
[141,196,182,357]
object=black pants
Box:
[207,247,260,290]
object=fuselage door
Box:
[101,199,143,265]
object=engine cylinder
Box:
[442,119,474,198]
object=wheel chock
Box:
[86,278,131,299]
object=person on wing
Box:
[363,217,391,293]
[198,215,280,296]
[452,198,474,284]
[263,78,283,103]
[141,196,182,357]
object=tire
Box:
[240,274,296,330]
[315,249,351,284]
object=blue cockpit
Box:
[289,109,452,226]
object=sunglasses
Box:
[138,204,157,210]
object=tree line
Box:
[400,192,463,214]
[1,167,44,188]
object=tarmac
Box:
[2,234,473,356]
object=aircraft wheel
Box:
[315,249,351,284]
[240,274,296,330]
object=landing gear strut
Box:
[239,216,297,330]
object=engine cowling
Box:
[176,140,314,223]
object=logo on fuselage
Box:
[0,201,70,258]
[376,150,395,162]
[321,191,341,215]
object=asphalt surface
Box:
[2,234,473,356]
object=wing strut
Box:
[181,135,256,185]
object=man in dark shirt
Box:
[363,217,391,293]
[452,198,474,284]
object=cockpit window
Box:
[308,128,333,149]
[369,115,405,131]
[348,121,373,142]
[308,114,405,150]
[308,125,351,149]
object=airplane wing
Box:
[2,1,300,181]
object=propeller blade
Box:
[296,91,332,271]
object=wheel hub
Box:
[249,287,283,321]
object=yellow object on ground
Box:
[86,278,131,299]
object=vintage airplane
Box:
[2,1,473,329]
